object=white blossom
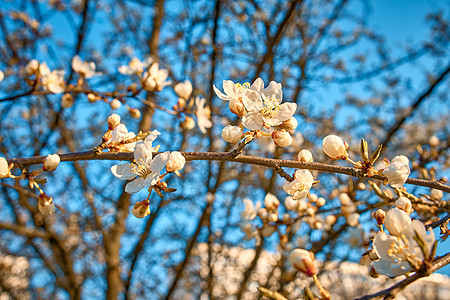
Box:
[40,63,65,94]
[195,96,212,134]
[110,99,122,110]
[166,151,185,173]
[111,140,170,194]
[142,62,171,91]
[241,199,261,221]
[221,125,244,144]
[395,197,413,214]
[283,169,314,200]
[284,196,298,211]
[372,219,435,277]
[174,80,193,100]
[71,55,100,78]
[110,124,137,152]
[43,154,60,171]
[107,114,121,130]
[322,135,347,159]
[383,155,410,188]
[119,57,152,75]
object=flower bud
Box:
[384,207,411,237]
[38,193,55,216]
[26,59,39,75]
[221,125,244,144]
[374,209,386,225]
[429,135,439,147]
[289,249,317,277]
[87,93,99,102]
[285,196,298,211]
[61,93,74,108]
[110,99,121,110]
[261,225,276,237]
[129,108,141,119]
[430,189,443,200]
[229,98,245,117]
[395,197,412,215]
[174,80,193,100]
[279,117,298,131]
[339,193,351,206]
[306,207,315,217]
[297,149,313,163]
[383,159,410,188]
[347,213,360,226]
[268,213,278,223]
[43,154,60,171]
[325,215,336,226]
[264,193,279,211]
[131,200,151,218]
[322,135,348,159]
[316,197,326,207]
[272,130,292,147]
[258,208,268,220]
[309,193,318,203]
[0,157,11,178]
[166,151,185,172]
[180,116,195,130]
[107,113,121,130]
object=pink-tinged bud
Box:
[279,117,298,131]
[395,197,413,215]
[166,151,185,173]
[131,200,151,218]
[272,130,292,147]
[221,125,244,144]
[322,135,348,159]
[61,93,74,108]
[374,209,386,225]
[289,249,317,277]
[38,193,55,216]
[110,99,121,110]
[297,149,313,163]
[229,98,246,117]
[107,113,121,130]
[43,154,60,171]
[129,108,141,119]
[180,116,195,130]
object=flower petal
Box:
[111,163,137,180]
[134,141,153,164]
[275,103,297,121]
[125,177,145,194]
[242,112,264,130]
[213,85,231,101]
[250,77,264,92]
[149,152,170,173]
[223,80,238,96]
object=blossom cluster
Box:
[214,78,297,147]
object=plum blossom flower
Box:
[43,154,60,171]
[241,79,296,130]
[221,125,244,144]
[119,57,152,75]
[195,96,212,134]
[166,151,185,173]
[383,155,410,188]
[142,63,171,91]
[71,55,100,78]
[110,124,137,152]
[111,139,170,194]
[174,80,193,100]
[0,157,11,178]
[283,170,314,200]
[322,135,348,159]
[40,63,65,94]
[395,197,413,214]
[289,249,317,277]
[372,218,435,277]
[241,198,261,221]
[384,207,411,237]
